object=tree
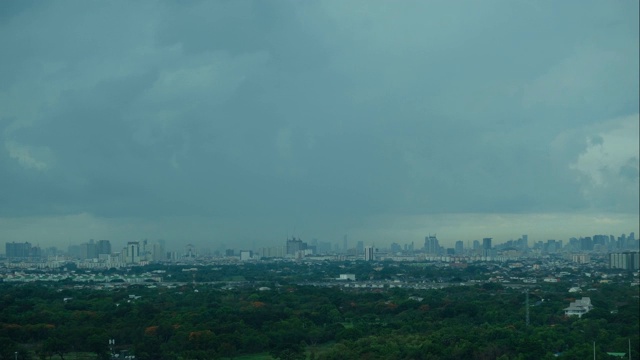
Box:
[41,336,70,360]
[269,342,305,360]
[87,334,110,360]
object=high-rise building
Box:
[286,237,307,255]
[356,241,364,256]
[96,240,111,256]
[127,241,140,264]
[545,240,558,253]
[6,242,34,259]
[593,235,608,247]
[482,238,493,257]
[80,240,98,260]
[424,235,440,255]
[609,252,640,270]
[152,242,165,262]
[455,241,464,255]
[364,246,374,261]
[580,237,593,251]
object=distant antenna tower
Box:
[525,289,530,327]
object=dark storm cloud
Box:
[0,0,638,245]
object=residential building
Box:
[364,246,374,261]
[609,252,640,270]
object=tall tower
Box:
[364,246,374,261]
[152,242,165,262]
[97,240,111,256]
[424,235,439,255]
[482,238,492,257]
[127,242,140,264]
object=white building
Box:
[364,246,374,261]
[564,297,593,318]
[338,274,356,281]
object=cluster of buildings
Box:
[2,232,639,270]
[4,239,166,268]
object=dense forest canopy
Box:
[0,264,638,360]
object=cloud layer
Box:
[1,1,638,247]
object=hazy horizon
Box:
[1,1,638,251]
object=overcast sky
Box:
[1,0,638,251]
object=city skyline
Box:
[1,1,638,249]
[2,229,637,256]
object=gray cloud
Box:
[0,0,638,247]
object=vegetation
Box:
[0,266,638,360]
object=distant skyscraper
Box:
[127,241,140,264]
[482,238,492,257]
[364,246,374,261]
[96,240,111,256]
[286,237,307,255]
[6,242,34,259]
[356,241,364,256]
[80,240,98,260]
[455,241,464,255]
[473,240,480,251]
[424,235,440,255]
[152,242,165,262]
[580,237,593,251]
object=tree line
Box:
[0,271,638,359]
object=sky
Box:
[1,0,638,251]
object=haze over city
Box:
[1,1,638,251]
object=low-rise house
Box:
[564,297,593,318]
